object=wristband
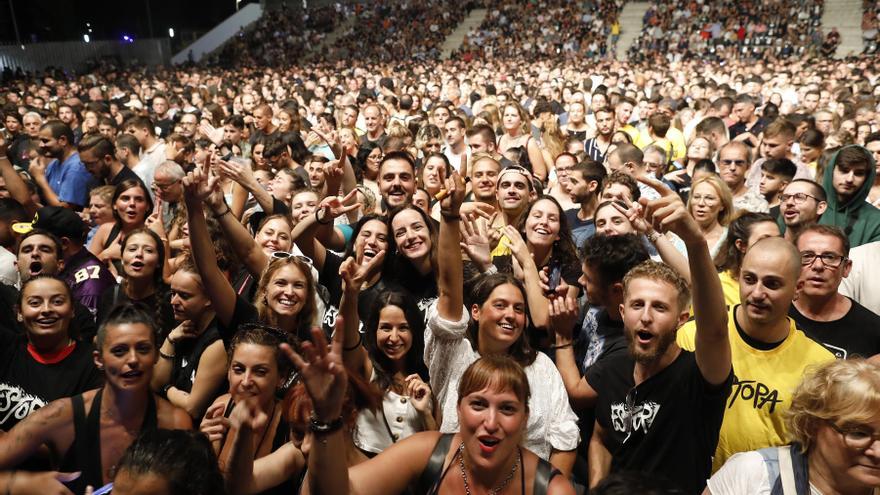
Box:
[159,384,173,399]
[159,350,176,360]
[551,342,573,350]
[440,211,461,221]
[309,413,344,435]
[214,203,231,217]
[315,209,332,225]
[343,332,364,351]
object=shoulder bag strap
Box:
[777,445,798,495]
[533,458,559,495]
[415,433,454,495]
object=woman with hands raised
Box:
[182,166,318,344]
[425,171,579,476]
[286,326,576,495]
[337,254,437,455]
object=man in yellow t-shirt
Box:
[677,237,834,471]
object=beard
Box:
[625,327,677,365]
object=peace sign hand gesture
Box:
[281,323,348,421]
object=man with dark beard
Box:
[565,160,607,248]
[584,107,615,163]
[377,151,416,212]
[550,178,733,494]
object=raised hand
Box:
[317,189,362,222]
[612,194,649,234]
[501,225,531,266]
[637,175,703,245]
[439,172,466,215]
[167,321,198,343]
[405,374,433,415]
[548,293,580,342]
[340,251,386,293]
[215,157,255,187]
[460,212,492,272]
[182,166,221,205]
[228,398,269,432]
[280,324,347,421]
[200,402,231,443]
[459,201,495,221]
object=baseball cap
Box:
[12,206,87,241]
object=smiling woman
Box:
[0,303,191,494]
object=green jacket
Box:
[819,145,880,247]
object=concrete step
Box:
[615,1,650,61]
[441,8,488,58]
[821,0,866,58]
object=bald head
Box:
[745,236,801,280]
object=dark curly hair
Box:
[580,233,650,287]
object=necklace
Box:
[457,442,521,495]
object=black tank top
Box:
[223,400,296,495]
[170,323,224,393]
[61,390,158,494]
[421,434,560,495]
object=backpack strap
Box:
[777,446,797,495]
[415,433,454,495]
[533,458,560,495]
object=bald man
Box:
[677,236,834,470]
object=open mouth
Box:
[478,436,501,454]
[277,296,298,309]
[29,261,43,276]
[121,370,143,379]
[362,248,378,261]
[129,261,145,270]
[35,316,59,326]
[636,330,654,344]
[498,321,516,333]
[533,227,550,236]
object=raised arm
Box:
[183,167,238,327]
[503,226,550,330]
[639,176,730,386]
[339,255,385,379]
[547,280,598,409]
[291,190,361,271]
[437,173,467,321]
[215,158,275,215]
[611,199,691,282]
[0,138,38,214]
[0,398,71,468]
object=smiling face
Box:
[255,217,292,254]
[473,283,526,353]
[290,191,319,225]
[265,264,308,318]
[421,156,447,193]
[354,219,388,266]
[379,158,416,208]
[375,305,413,362]
[96,322,157,391]
[470,158,500,203]
[495,172,530,215]
[524,199,561,248]
[620,277,685,365]
[122,232,160,281]
[391,208,431,262]
[19,277,72,343]
[228,343,280,407]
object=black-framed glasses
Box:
[800,252,847,268]
[780,192,820,205]
[828,421,880,450]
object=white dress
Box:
[423,301,579,460]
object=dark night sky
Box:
[2,0,259,44]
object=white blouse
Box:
[423,301,580,460]
[353,387,424,455]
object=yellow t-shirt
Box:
[677,306,835,471]
[719,270,740,308]
[635,127,687,162]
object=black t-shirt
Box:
[586,351,732,495]
[218,294,315,347]
[96,284,175,340]
[0,334,103,431]
[789,299,880,359]
[319,250,387,335]
[110,165,144,187]
[565,209,596,252]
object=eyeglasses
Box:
[691,194,719,205]
[153,179,180,191]
[720,159,748,167]
[828,421,880,450]
[800,252,847,268]
[780,192,820,205]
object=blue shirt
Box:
[44,152,94,207]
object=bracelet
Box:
[343,332,363,351]
[6,470,15,495]
[551,342,573,350]
[159,350,176,359]
[0,156,7,161]
[315,209,332,225]
[440,211,461,221]
[483,265,499,275]
[646,230,661,243]
[309,413,344,435]
[159,384,173,400]
[214,204,231,217]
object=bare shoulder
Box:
[547,474,576,495]
[156,395,194,430]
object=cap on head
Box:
[12,206,86,242]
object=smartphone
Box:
[548,259,562,293]
[92,483,113,495]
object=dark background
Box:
[0,0,260,45]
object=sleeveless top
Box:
[353,370,425,454]
[223,400,297,495]
[170,323,224,393]
[419,434,560,495]
[60,390,158,494]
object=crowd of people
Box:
[0,3,879,494]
